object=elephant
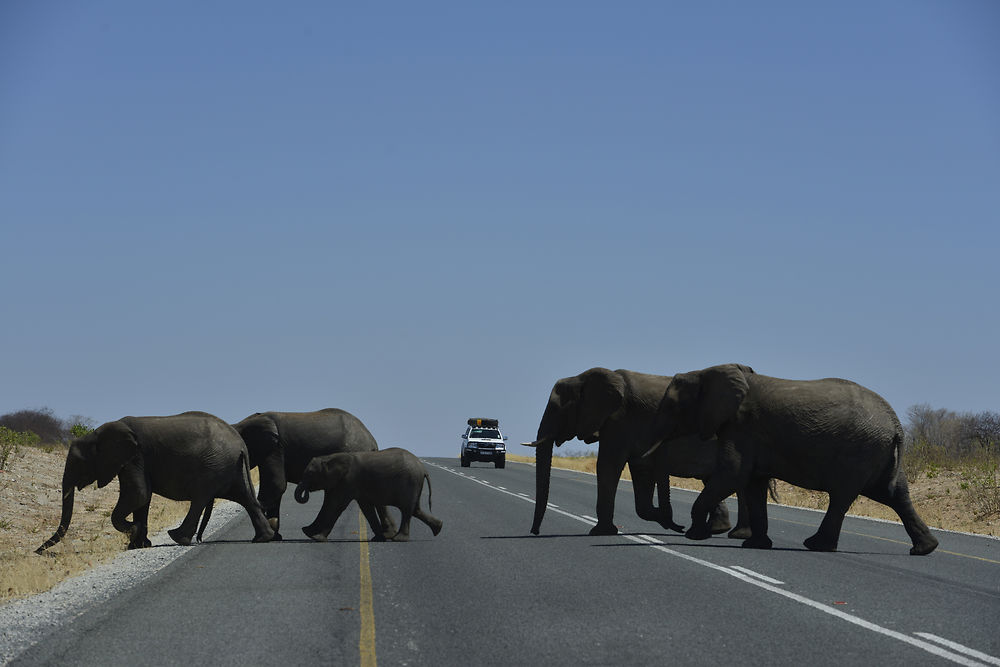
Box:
[232,408,396,540]
[294,447,442,542]
[36,411,274,553]
[641,363,939,555]
[524,367,751,538]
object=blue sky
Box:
[2,2,998,456]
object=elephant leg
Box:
[591,450,627,536]
[709,500,732,535]
[391,506,414,542]
[686,439,745,541]
[130,500,153,549]
[256,452,287,537]
[740,476,772,549]
[359,503,387,541]
[111,477,152,549]
[169,497,213,546]
[804,490,857,552]
[196,501,213,543]
[863,476,938,555]
[727,489,751,540]
[302,492,351,541]
[376,504,397,538]
[413,505,443,536]
[223,464,277,543]
[633,462,683,533]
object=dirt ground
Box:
[2,447,997,604]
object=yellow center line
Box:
[772,516,1000,564]
[359,508,377,667]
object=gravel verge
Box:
[0,502,244,665]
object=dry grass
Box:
[507,453,1000,538]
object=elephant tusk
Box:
[521,442,538,447]
[641,440,664,458]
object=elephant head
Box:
[36,420,139,553]
[293,454,351,504]
[644,364,755,454]
[526,368,626,535]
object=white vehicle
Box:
[460,418,507,468]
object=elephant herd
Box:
[35,409,441,553]
[36,363,938,557]
[526,363,938,556]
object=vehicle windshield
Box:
[470,428,501,439]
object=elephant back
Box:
[269,409,380,481]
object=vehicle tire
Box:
[495,457,505,469]
[461,455,470,467]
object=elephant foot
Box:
[728,526,752,540]
[588,522,620,536]
[252,531,275,543]
[909,537,938,556]
[657,519,685,533]
[390,533,410,542]
[167,528,192,546]
[371,533,388,542]
[803,534,837,552]
[709,518,732,534]
[741,535,773,550]
[685,524,712,541]
[302,527,328,542]
[272,531,283,542]
[127,537,153,550]
[430,520,443,536]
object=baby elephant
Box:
[294,447,442,542]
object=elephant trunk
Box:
[36,473,76,554]
[294,481,310,504]
[529,438,554,535]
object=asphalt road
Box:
[11,459,1000,666]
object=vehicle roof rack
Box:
[467,417,499,428]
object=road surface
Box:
[9,459,1000,666]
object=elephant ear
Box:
[576,368,626,440]
[235,414,280,460]
[95,421,139,488]
[695,364,752,441]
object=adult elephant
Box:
[641,363,938,555]
[233,408,395,540]
[36,411,274,553]
[525,368,748,537]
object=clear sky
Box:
[2,2,998,457]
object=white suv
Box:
[460,418,507,468]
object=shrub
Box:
[0,408,65,444]
[0,426,40,471]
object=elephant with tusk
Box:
[527,368,752,538]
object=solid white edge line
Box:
[915,634,1000,666]
[729,565,785,585]
[425,461,996,667]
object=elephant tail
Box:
[767,478,779,503]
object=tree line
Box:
[0,408,95,445]
[1,405,998,455]
[905,404,1000,458]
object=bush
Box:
[0,408,66,444]
[0,426,40,471]
[69,423,94,439]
